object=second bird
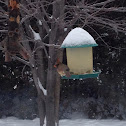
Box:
[54,58,71,77]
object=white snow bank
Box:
[0,117,126,126]
[61,27,97,48]
[0,117,39,126]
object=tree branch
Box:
[0,30,8,33]
[12,56,30,66]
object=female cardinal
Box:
[54,58,71,77]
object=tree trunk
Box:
[54,1,65,125]
[20,1,65,126]
[20,1,46,125]
[36,33,46,126]
[37,96,46,126]
[46,51,56,126]
[46,1,65,126]
[31,63,46,126]
[54,75,61,126]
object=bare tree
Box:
[0,0,126,126]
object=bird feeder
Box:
[61,27,100,79]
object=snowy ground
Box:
[0,117,126,126]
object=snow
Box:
[0,117,126,126]
[37,78,47,96]
[64,28,68,32]
[29,25,41,40]
[13,85,17,89]
[61,27,97,48]
[39,20,42,25]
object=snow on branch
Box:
[37,78,47,96]
[29,25,41,40]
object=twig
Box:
[21,64,27,78]
[21,39,61,48]
[0,30,8,33]
[12,56,30,66]
[87,25,126,50]
[91,0,116,7]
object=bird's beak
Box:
[54,65,57,68]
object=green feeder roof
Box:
[61,27,98,48]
